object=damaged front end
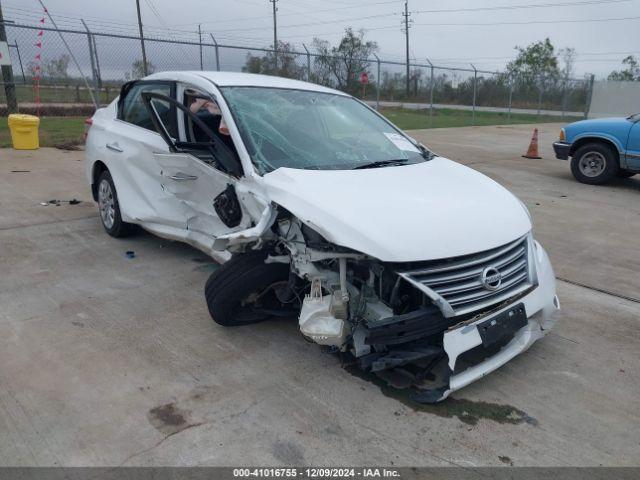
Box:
[263,212,560,403]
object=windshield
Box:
[220,87,428,173]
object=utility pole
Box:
[0,0,17,113]
[269,0,278,70]
[401,1,411,97]
[135,0,148,76]
[198,24,203,70]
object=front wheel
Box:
[204,251,293,326]
[570,143,619,185]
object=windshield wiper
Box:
[353,159,409,170]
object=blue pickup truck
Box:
[553,113,640,184]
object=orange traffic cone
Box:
[522,128,542,159]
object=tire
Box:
[617,169,636,178]
[570,143,619,185]
[97,170,134,237]
[204,251,293,326]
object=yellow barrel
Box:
[7,114,40,150]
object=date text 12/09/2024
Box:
[233,468,401,478]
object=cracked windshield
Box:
[221,87,428,173]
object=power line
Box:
[412,15,640,27]
[172,0,401,27]
[414,0,630,14]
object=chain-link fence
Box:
[1,21,593,122]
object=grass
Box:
[0,116,85,148]
[379,106,581,130]
[0,84,118,105]
[0,107,581,148]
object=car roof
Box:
[146,71,349,96]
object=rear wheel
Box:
[570,143,618,185]
[97,170,134,237]
[204,251,294,326]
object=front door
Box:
[141,89,246,241]
[154,152,238,236]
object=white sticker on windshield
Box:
[383,132,420,152]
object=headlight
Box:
[559,128,566,142]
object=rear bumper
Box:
[553,141,571,160]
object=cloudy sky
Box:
[3,0,640,78]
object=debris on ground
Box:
[125,251,136,259]
[39,199,82,206]
[54,141,83,151]
[11,170,30,173]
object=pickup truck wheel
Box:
[97,170,134,237]
[570,143,618,185]
[617,169,636,178]
[204,251,293,326]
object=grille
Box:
[397,236,533,316]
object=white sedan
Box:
[85,71,560,402]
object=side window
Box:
[183,88,238,156]
[120,83,177,138]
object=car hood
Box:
[262,157,531,262]
[565,117,632,133]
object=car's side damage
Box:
[214,208,560,403]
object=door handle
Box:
[106,143,123,153]
[168,172,198,181]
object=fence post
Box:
[81,20,100,105]
[537,76,543,118]
[426,58,434,127]
[373,53,380,111]
[92,32,102,97]
[210,34,220,71]
[0,5,17,113]
[470,63,477,126]
[12,42,26,82]
[561,77,568,120]
[507,74,514,124]
[584,74,595,119]
[302,43,311,81]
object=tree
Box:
[311,28,378,94]
[46,54,70,79]
[608,55,640,81]
[506,38,560,84]
[559,47,576,80]
[242,41,304,79]
[125,59,155,80]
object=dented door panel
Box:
[154,152,250,237]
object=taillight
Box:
[84,117,93,141]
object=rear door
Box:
[141,90,247,239]
[103,80,186,228]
